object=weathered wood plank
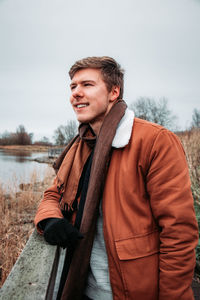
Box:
[0,229,58,300]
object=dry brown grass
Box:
[177,128,200,269]
[177,128,200,205]
[0,166,55,287]
[0,145,63,152]
[0,145,49,152]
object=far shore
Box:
[0,145,54,152]
[0,144,64,164]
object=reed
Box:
[0,166,55,287]
[177,128,200,265]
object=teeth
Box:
[77,104,87,108]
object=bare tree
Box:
[0,131,14,145]
[15,125,32,145]
[191,108,200,128]
[54,120,78,145]
[0,125,32,145]
[129,97,178,130]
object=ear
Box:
[109,86,120,102]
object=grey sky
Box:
[0,0,200,141]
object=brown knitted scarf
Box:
[61,100,127,300]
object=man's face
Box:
[70,68,119,134]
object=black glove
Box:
[42,218,83,248]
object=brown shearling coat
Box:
[34,117,198,300]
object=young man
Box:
[34,56,198,300]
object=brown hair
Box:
[69,56,124,99]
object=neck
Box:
[89,101,117,135]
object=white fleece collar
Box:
[112,108,134,148]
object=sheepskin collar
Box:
[112,108,134,148]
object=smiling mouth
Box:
[75,104,89,108]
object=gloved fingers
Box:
[44,232,59,245]
[43,217,84,247]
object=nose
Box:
[71,85,84,99]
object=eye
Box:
[84,83,93,87]
[70,85,76,90]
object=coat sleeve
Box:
[146,129,199,300]
[34,176,63,234]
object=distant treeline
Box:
[0,125,33,146]
[0,125,52,146]
[1,98,200,146]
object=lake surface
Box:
[0,149,51,192]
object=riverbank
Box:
[0,145,59,165]
[31,156,55,164]
[0,166,55,287]
[0,145,49,152]
[0,145,62,165]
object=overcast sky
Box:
[0,0,200,141]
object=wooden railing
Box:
[0,230,65,300]
[48,148,64,159]
[0,230,199,300]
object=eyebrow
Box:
[70,80,96,87]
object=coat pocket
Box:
[115,230,160,260]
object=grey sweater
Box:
[84,202,113,300]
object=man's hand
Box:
[43,218,83,248]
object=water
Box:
[0,149,51,192]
